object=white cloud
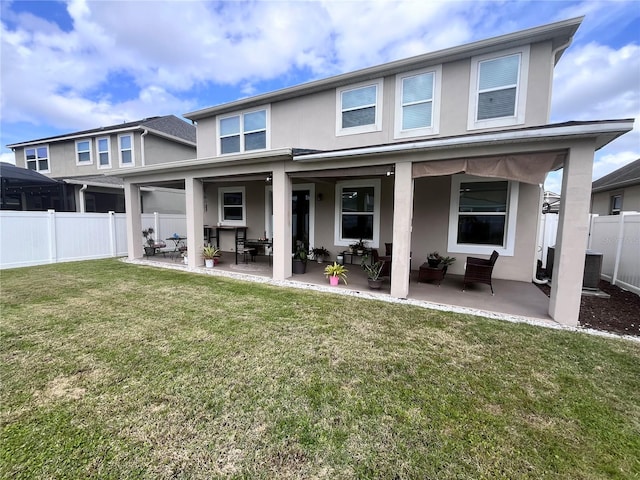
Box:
[0,152,16,165]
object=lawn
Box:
[1,259,639,479]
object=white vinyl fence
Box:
[588,212,640,295]
[0,211,186,270]
[538,212,640,295]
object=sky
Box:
[1,0,639,193]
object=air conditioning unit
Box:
[545,247,603,290]
[583,250,603,290]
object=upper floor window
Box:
[336,79,383,136]
[218,107,269,155]
[218,187,246,226]
[75,139,92,165]
[447,175,519,256]
[334,179,381,247]
[118,134,134,166]
[395,66,441,138]
[25,145,49,173]
[468,46,529,130]
[96,137,111,168]
[610,194,622,215]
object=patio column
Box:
[272,162,292,280]
[124,180,142,260]
[390,161,414,298]
[185,176,204,269]
[549,140,596,326]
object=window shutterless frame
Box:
[24,145,50,173]
[217,106,269,155]
[218,186,246,226]
[334,178,381,247]
[336,79,383,136]
[96,137,111,169]
[75,139,93,165]
[118,134,134,167]
[467,45,529,130]
[394,66,442,139]
[447,174,519,256]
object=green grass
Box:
[1,259,639,479]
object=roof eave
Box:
[109,148,294,178]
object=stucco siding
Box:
[143,135,195,166]
[591,185,640,215]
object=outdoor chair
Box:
[371,248,392,277]
[462,250,500,295]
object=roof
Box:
[592,159,640,193]
[185,16,583,120]
[57,174,124,189]
[110,119,634,179]
[0,162,60,186]
[6,115,196,148]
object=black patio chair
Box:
[462,250,500,295]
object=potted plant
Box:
[427,251,441,268]
[350,239,368,256]
[439,255,456,274]
[202,244,220,268]
[361,259,385,289]
[310,246,330,263]
[324,262,348,286]
[142,227,165,256]
[292,244,308,274]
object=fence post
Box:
[47,209,57,264]
[587,214,596,250]
[108,211,116,257]
[611,212,627,286]
[154,212,160,242]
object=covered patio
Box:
[136,253,553,325]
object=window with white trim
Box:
[118,134,134,166]
[334,179,381,246]
[610,194,622,215]
[218,187,246,226]
[468,46,529,130]
[218,107,268,155]
[75,139,92,165]
[336,79,383,136]
[447,175,519,256]
[96,137,110,168]
[395,66,441,138]
[25,145,50,173]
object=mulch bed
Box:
[536,280,640,337]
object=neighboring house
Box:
[542,191,561,214]
[6,115,195,213]
[117,17,633,327]
[591,159,640,215]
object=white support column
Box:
[390,162,414,298]
[272,162,292,280]
[549,140,596,326]
[124,181,142,260]
[185,176,204,269]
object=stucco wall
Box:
[195,39,554,158]
[13,132,194,178]
[591,185,640,215]
[411,176,540,281]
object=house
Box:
[6,115,196,213]
[591,159,640,215]
[116,17,633,327]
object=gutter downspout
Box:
[547,38,573,121]
[79,184,88,213]
[140,129,148,167]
